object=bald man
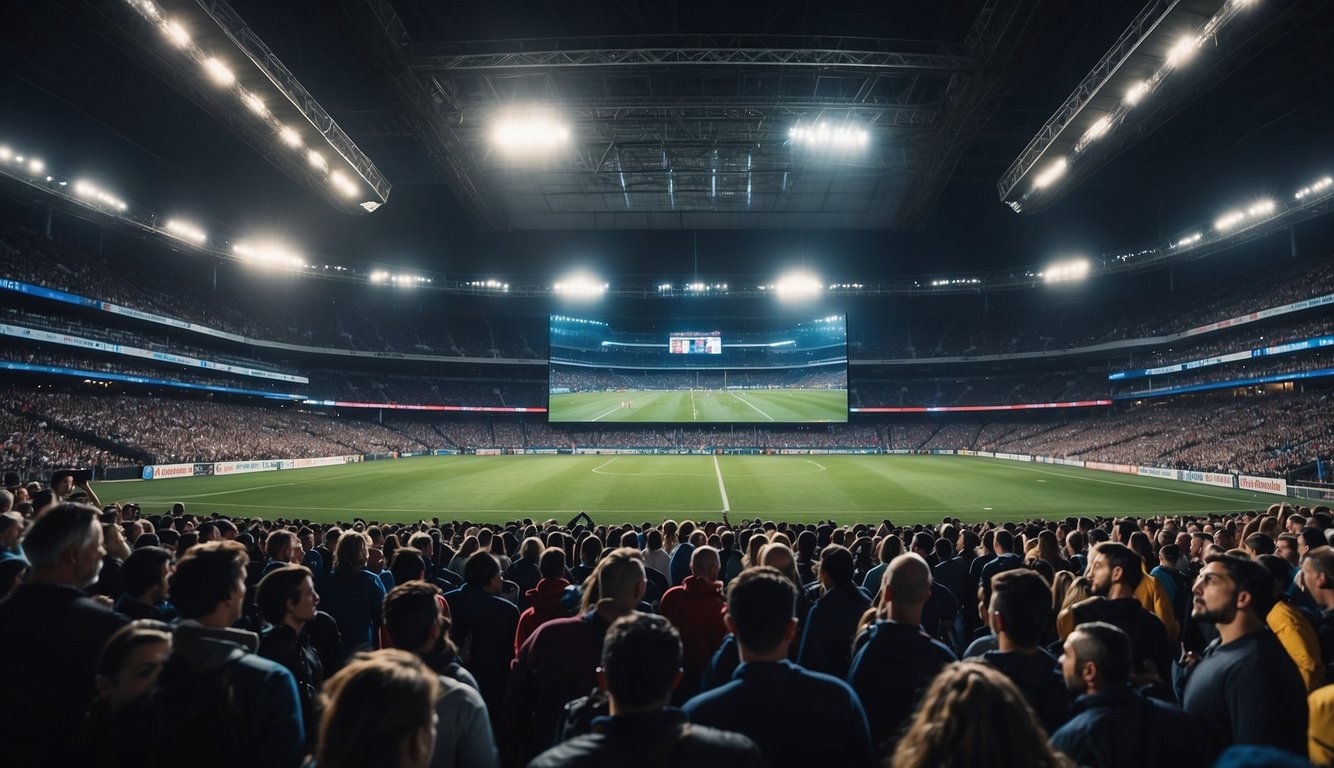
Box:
[660,545,729,701]
[847,553,957,758]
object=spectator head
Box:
[317,649,440,768]
[689,545,720,581]
[120,546,173,603]
[94,621,173,714]
[463,552,502,591]
[1244,532,1275,557]
[910,532,934,559]
[49,469,78,497]
[725,566,797,658]
[196,522,218,543]
[171,540,249,624]
[882,552,933,607]
[933,537,955,563]
[390,547,426,585]
[993,529,1015,554]
[1301,546,1334,609]
[214,519,238,540]
[817,544,856,590]
[538,547,567,580]
[1087,542,1143,596]
[989,569,1052,649]
[1192,554,1275,625]
[1298,529,1326,558]
[1157,544,1181,568]
[892,661,1069,768]
[598,612,682,714]
[30,489,56,514]
[21,502,104,587]
[333,531,369,576]
[0,511,24,550]
[382,581,448,655]
[1061,622,1132,695]
[1276,534,1300,566]
[588,548,646,613]
[265,530,296,563]
[644,529,663,552]
[256,565,319,628]
[519,536,544,563]
[758,542,802,588]
[0,489,12,515]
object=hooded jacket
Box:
[514,577,572,655]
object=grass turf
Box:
[97,454,1277,526]
[549,388,848,422]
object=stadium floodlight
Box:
[72,179,128,212]
[1076,116,1112,151]
[328,170,358,198]
[0,146,11,162]
[369,270,388,283]
[553,274,608,297]
[278,126,302,148]
[1214,210,1246,231]
[1032,158,1068,189]
[1166,35,1199,68]
[1041,258,1091,284]
[1246,199,1275,217]
[1295,177,1333,199]
[774,271,822,299]
[203,57,236,88]
[164,19,190,48]
[233,241,305,270]
[307,151,327,171]
[26,158,44,175]
[164,219,207,245]
[240,91,268,117]
[491,111,571,155]
[1123,81,1150,107]
[788,122,870,151]
[1171,232,1203,248]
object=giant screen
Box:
[548,310,847,423]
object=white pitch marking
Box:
[713,454,731,512]
[730,391,774,421]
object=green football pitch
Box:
[98,454,1276,526]
[548,388,848,422]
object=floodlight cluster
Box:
[931,278,981,287]
[553,276,609,296]
[828,283,865,290]
[123,0,375,209]
[1214,199,1275,232]
[1295,177,1333,199]
[551,316,606,326]
[491,114,571,154]
[772,272,823,298]
[0,145,49,180]
[72,180,129,212]
[788,123,870,149]
[164,219,208,245]
[466,279,509,291]
[369,271,432,285]
[233,241,305,270]
[1170,232,1203,249]
[1040,259,1091,284]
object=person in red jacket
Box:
[514,547,573,655]
[659,545,728,701]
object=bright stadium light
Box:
[278,126,302,148]
[788,122,870,151]
[774,271,822,299]
[72,180,127,212]
[1214,210,1246,231]
[1247,199,1275,217]
[1032,158,1067,189]
[234,241,305,270]
[492,111,571,155]
[307,151,327,171]
[163,19,191,48]
[0,146,11,161]
[203,58,236,88]
[553,274,608,297]
[369,270,389,283]
[240,92,268,117]
[1041,258,1091,284]
[1123,81,1149,107]
[328,170,358,198]
[1166,35,1199,68]
[1295,176,1333,199]
[27,158,44,175]
[164,219,207,245]
[1076,116,1112,151]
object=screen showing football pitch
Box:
[548,310,848,423]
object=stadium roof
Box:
[0,0,1331,275]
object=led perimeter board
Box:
[548,311,848,423]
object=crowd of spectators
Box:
[2,482,1333,767]
[5,349,300,394]
[4,387,1331,479]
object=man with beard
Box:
[1059,542,1172,689]
[0,503,128,764]
[1181,555,1307,755]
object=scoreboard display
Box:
[669,332,722,354]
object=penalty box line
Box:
[713,454,731,512]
